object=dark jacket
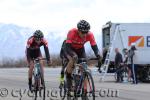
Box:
[115,52,123,67]
[128,49,135,64]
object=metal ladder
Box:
[100,24,120,82]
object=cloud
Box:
[0,0,150,34]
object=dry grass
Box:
[0,55,62,68]
[0,53,98,68]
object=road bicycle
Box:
[59,58,100,100]
[32,58,46,100]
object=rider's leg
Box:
[61,66,65,78]
[28,60,34,90]
[27,49,40,90]
[61,58,68,78]
[66,55,75,91]
[60,63,66,84]
[39,59,44,85]
[26,49,34,90]
[78,48,88,92]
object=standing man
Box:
[128,43,137,84]
[123,48,131,81]
[115,48,123,82]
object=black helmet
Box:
[33,30,44,38]
[77,20,90,33]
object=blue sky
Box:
[0,0,150,34]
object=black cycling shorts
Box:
[26,48,42,61]
[63,47,86,63]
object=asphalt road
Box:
[0,68,150,100]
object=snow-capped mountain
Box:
[0,23,101,59]
[0,23,65,59]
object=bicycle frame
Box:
[75,62,87,93]
[33,58,47,78]
[32,58,46,100]
[59,57,98,100]
[34,60,42,79]
[74,62,92,93]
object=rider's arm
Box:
[44,45,50,61]
[42,39,50,62]
[26,47,31,61]
[87,32,101,57]
[26,37,32,60]
[91,45,100,57]
[60,40,66,58]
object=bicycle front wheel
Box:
[82,71,95,100]
[59,81,67,100]
[39,72,46,100]
[34,78,39,100]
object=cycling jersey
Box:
[27,36,48,49]
[66,28,96,49]
[26,36,50,61]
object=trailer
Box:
[102,21,150,82]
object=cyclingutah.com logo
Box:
[0,88,119,100]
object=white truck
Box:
[102,21,150,82]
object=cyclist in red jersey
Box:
[25,30,51,91]
[62,20,102,94]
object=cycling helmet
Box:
[33,30,44,38]
[77,20,90,33]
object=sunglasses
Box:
[35,37,42,41]
[82,31,88,34]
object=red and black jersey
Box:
[26,36,50,61]
[65,28,100,57]
[26,36,48,49]
[66,28,96,49]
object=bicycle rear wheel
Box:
[33,78,39,100]
[82,71,95,100]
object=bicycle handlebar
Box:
[88,58,100,60]
[76,57,102,68]
[78,57,100,62]
[33,58,47,61]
